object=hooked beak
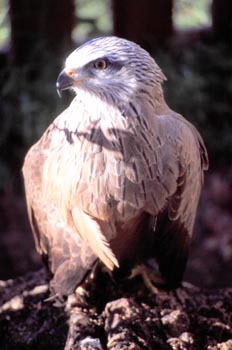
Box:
[56,69,76,97]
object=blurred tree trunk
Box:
[212,0,232,43]
[112,0,173,51]
[9,0,76,65]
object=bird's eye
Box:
[94,59,108,70]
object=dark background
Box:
[0,0,231,288]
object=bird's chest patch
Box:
[43,106,156,222]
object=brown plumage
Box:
[23,37,208,296]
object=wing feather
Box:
[150,112,208,286]
[72,208,119,270]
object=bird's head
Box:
[56,36,166,106]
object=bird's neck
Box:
[117,85,170,122]
[60,85,169,134]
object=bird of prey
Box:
[23,36,208,297]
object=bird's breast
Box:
[44,116,155,224]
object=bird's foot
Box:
[129,263,165,294]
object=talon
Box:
[129,264,165,294]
